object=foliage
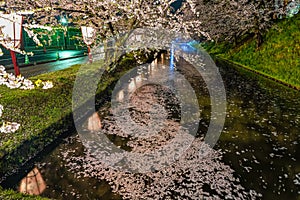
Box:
[0,186,48,200]
[0,64,79,181]
[196,42,234,56]
[1,0,291,54]
[224,13,300,88]
[0,66,53,133]
[3,0,202,44]
[200,13,300,88]
[193,0,285,46]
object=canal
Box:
[3,51,300,199]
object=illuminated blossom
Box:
[0,65,53,90]
[42,80,53,89]
[0,121,20,133]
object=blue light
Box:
[187,40,198,46]
[170,43,174,70]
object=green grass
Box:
[0,64,81,158]
[0,186,48,200]
[201,14,300,88]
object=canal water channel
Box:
[4,52,300,199]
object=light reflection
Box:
[161,54,165,65]
[117,90,124,102]
[148,64,152,75]
[128,75,143,93]
[87,112,102,131]
[19,167,46,195]
[128,79,136,93]
[170,44,174,70]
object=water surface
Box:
[10,53,300,199]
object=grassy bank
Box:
[0,64,79,181]
[0,50,156,199]
[202,14,300,89]
[0,186,48,200]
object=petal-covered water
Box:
[9,54,300,199]
[215,60,300,200]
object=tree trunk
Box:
[256,31,263,49]
[233,35,237,47]
[283,0,289,14]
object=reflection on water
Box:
[17,136,121,200]
[87,112,102,132]
[12,53,300,199]
[64,54,257,198]
[19,167,46,195]
[215,60,300,200]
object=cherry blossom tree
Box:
[241,0,284,48]
[193,0,285,47]
[2,0,287,50]
[3,0,203,45]
[0,0,208,67]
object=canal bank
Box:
[0,50,157,199]
[215,56,300,91]
[200,13,300,90]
